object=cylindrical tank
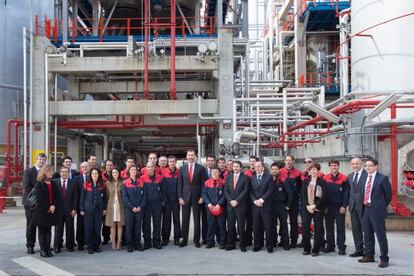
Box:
[351,0,414,93]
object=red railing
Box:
[35,15,216,43]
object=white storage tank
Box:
[351,0,414,93]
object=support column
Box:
[31,37,50,163]
[62,0,68,44]
[218,28,234,154]
[92,0,99,36]
[67,136,81,168]
[294,0,306,86]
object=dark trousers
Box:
[181,197,201,244]
[326,205,346,250]
[362,207,389,261]
[206,208,226,245]
[102,215,111,242]
[350,208,364,253]
[38,226,52,253]
[226,206,246,247]
[84,208,102,250]
[275,203,289,247]
[302,209,324,253]
[24,206,36,248]
[54,215,75,250]
[288,198,299,244]
[162,200,182,242]
[143,202,162,246]
[245,201,253,245]
[252,206,275,250]
[125,208,144,247]
[76,213,85,247]
[200,203,208,242]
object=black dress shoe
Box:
[267,248,274,253]
[312,252,319,257]
[67,248,74,252]
[289,243,297,249]
[378,260,389,268]
[205,243,214,249]
[349,251,364,257]
[54,248,61,254]
[127,246,134,252]
[88,249,94,254]
[47,251,54,257]
[303,251,310,255]
[174,240,180,246]
[277,241,283,247]
[338,249,346,255]
[161,240,169,246]
[297,242,304,248]
[144,243,151,250]
[194,242,201,248]
[240,247,247,252]
[27,247,35,254]
[40,250,48,257]
[154,244,162,249]
[324,248,335,253]
[219,243,225,250]
[179,242,187,248]
[102,239,110,245]
[283,246,290,251]
[252,247,261,252]
[201,240,207,245]
[225,245,236,251]
[78,245,84,251]
[95,247,102,253]
[358,256,375,263]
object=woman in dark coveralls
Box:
[32,165,59,257]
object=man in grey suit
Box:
[178,149,206,248]
[348,156,367,257]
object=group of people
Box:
[22,150,392,268]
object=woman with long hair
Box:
[80,168,108,254]
[32,165,59,257]
[105,168,125,250]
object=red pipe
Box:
[5,119,27,190]
[170,0,177,100]
[143,0,149,99]
[13,122,19,176]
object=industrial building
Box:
[1,0,414,229]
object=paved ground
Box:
[0,206,413,276]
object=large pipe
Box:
[44,53,49,157]
[170,0,177,100]
[144,0,149,99]
[23,27,28,170]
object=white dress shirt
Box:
[364,171,377,204]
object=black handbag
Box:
[27,188,38,209]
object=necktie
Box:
[208,169,211,179]
[363,175,373,205]
[233,175,238,190]
[83,174,86,183]
[257,175,262,187]
[62,180,66,196]
[353,172,359,187]
[189,163,193,182]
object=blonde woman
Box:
[105,168,125,250]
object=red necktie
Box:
[363,175,372,205]
[233,175,238,190]
[189,163,193,182]
[62,180,66,196]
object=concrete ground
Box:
[0,206,413,276]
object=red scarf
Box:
[45,181,53,205]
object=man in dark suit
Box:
[224,160,249,252]
[54,166,78,253]
[22,153,47,254]
[53,156,79,180]
[348,156,367,257]
[73,161,90,251]
[250,160,275,253]
[358,158,392,268]
[178,149,205,248]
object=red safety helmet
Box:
[210,206,224,216]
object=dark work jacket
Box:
[203,178,226,207]
[122,178,146,210]
[54,178,78,216]
[273,175,293,207]
[250,173,275,212]
[22,167,39,206]
[80,181,107,213]
[301,177,327,213]
[323,172,350,207]
[161,167,179,201]
[32,181,59,227]
[141,174,164,204]
[280,167,302,199]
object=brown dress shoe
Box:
[358,256,375,263]
[378,260,389,268]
